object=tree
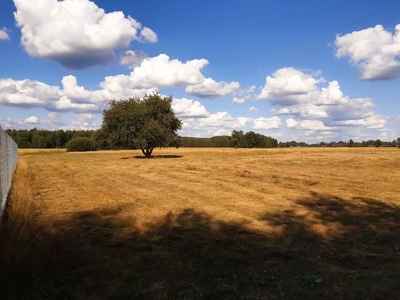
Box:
[374,139,382,147]
[231,130,244,148]
[244,131,265,148]
[101,93,182,158]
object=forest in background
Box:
[4,128,400,149]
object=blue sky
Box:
[0,0,399,142]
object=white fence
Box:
[0,125,18,219]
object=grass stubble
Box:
[1,147,400,299]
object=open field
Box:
[1,147,400,299]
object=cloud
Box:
[247,106,258,113]
[198,112,251,129]
[185,78,240,98]
[105,54,208,89]
[0,71,214,117]
[0,28,10,40]
[232,85,257,104]
[246,85,256,94]
[103,54,239,98]
[335,24,400,80]
[53,97,101,112]
[25,116,39,124]
[332,115,388,129]
[47,112,64,124]
[179,113,252,137]
[139,27,157,43]
[120,50,147,68]
[1,112,100,131]
[70,113,99,129]
[257,67,324,103]
[13,0,157,69]
[253,116,281,130]
[0,53,228,114]
[172,98,209,118]
[298,120,332,131]
[0,117,36,129]
[62,75,93,103]
[0,76,111,113]
[258,67,389,139]
[0,78,60,108]
[233,97,246,104]
[272,104,329,118]
[286,118,298,128]
[213,128,232,136]
[0,113,65,130]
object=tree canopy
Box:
[101,94,182,157]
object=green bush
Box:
[66,137,96,152]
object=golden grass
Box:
[19,147,400,230]
[2,147,400,299]
[0,159,38,254]
[0,158,50,299]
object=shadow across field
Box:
[1,193,400,299]
[121,155,183,159]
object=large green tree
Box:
[101,94,182,157]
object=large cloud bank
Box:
[335,24,400,81]
[257,67,388,140]
[13,0,157,69]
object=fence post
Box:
[0,126,19,219]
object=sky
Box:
[0,0,399,143]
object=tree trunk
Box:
[141,147,153,158]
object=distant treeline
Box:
[5,129,95,149]
[4,128,400,149]
[5,128,278,149]
[283,139,400,148]
[181,131,278,148]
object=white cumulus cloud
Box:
[120,50,147,68]
[257,67,389,139]
[0,76,112,113]
[253,116,281,130]
[102,54,239,99]
[186,78,240,98]
[139,27,157,43]
[335,24,400,80]
[257,67,324,103]
[172,98,209,118]
[62,75,93,103]
[233,97,246,104]
[247,106,258,113]
[13,0,157,69]
[299,120,332,131]
[25,116,39,124]
[0,78,60,108]
[179,113,253,137]
[109,54,208,89]
[0,28,10,40]
[198,112,251,129]
[285,118,298,128]
[333,115,388,129]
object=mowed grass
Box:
[1,147,400,299]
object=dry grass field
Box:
[1,147,400,299]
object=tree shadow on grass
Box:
[121,155,183,159]
[1,193,400,299]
